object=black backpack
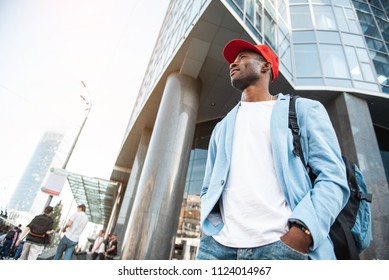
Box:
[288,95,373,259]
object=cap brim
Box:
[223,39,259,64]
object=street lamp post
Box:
[43,81,92,208]
[61,82,92,170]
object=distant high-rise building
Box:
[7,131,63,213]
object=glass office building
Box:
[7,131,64,214]
[109,0,389,259]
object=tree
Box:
[47,200,63,248]
[51,201,63,232]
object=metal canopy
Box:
[66,171,120,226]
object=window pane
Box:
[267,0,276,6]
[361,63,376,82]
[348,19,360,33]
[372,7,386,20]
[185,148,207,195]
[356,10,381,38]
[234,0,245,10]
[279,28,290,52]
[365,37,386,52]
[369,0,383,10]
[292,31,316,43]
[317,31,341,43]
[227,0,244,19]
[246,0,255,23]
[326,78,353,87]
[264,0,276,18]
[345,8,356,20]
[279,18,289,37]
[354,81,380,91]
[278,0,288,22]
[295,77,324,85]
[264,10,276,50]
[342,33,365,47]
[313,5,337,30]
[280,44,292,75]
[376,16,389,42]
[255,2,262,32]
[352,0,370,12]
[382,0,389,12]
[345,46,363,80]
[290,5,313,29]
[320,44,349,78]
[335,0,352,8]
[312,0,331,4]
[334,7,349,32]
[294,44,321,77]
[371,52,389,86]
[356,48,370,63]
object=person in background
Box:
[104,233,118,260]
[16,207,55,260]
[53,204,88,260]
[0,226,18,259]
[91,229,105,260]
[9,225,22,258]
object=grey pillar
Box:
[327,92,389,260]
[121,72,200,259]
[115,128,151,253]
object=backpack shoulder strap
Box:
[288,95,307,167]
[344,157,373,203]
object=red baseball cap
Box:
[223,39,279,81]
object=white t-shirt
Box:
[65,211,88,242]
[214,100,292,248]
[92,236,105,253]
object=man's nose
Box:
[230,61,238,70]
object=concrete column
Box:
[327,92,389,260]
[115,128,151,253]
[121,72,200,259]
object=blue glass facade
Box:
[353,0,389,93]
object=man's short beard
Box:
[231,75,259,91]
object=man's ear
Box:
[261,61,272,73]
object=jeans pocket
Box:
[278,240,309,260]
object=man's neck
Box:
[241,85,272,102]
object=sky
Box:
[0,0,170,210]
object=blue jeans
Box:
[196,235,308,260]
[13,241,24,260]
[0,239,13,258]
[53,236,78,260]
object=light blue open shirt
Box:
[200,94,350,260]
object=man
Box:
[91,229,105,260]
[16,206,55,260]
[0,226,18,259]
[53,204,88,260]
[196,39,350,260]
[104,233,118,260]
